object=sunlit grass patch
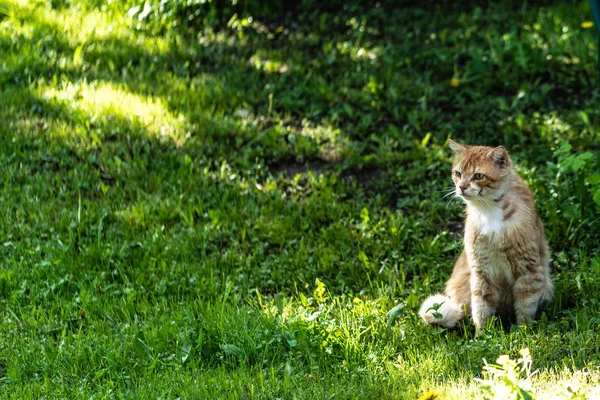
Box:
[7,0,117,41]
[3,0,172,69]
[429,356,600,399]
[249,51,290,74]
[298,120,352,162]
[8,0,150,43]
[38,81,186,145]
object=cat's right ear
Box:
[448,139,467,153]
[488,146,509,168]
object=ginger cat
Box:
[419,140,553,334]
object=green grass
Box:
[1,0,600,398]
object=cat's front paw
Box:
[472,319,486,337]
[471,311,488,333]
[471,296,494,334]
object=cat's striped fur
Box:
[419,140,553,334]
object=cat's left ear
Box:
[488,146,509,168]
[448,139,467,153]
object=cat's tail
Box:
[419,294,464,328]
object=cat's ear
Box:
[488,146,509,168]
[448,139,467,153]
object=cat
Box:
[419,140,553,335]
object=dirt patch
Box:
[270,160,386,191]
[340,166,384,190]
[270,160,330,178]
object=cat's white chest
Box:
[468,205,505,237]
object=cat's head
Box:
[448,139,512,205]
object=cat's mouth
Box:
[457,190,485,201]
[456,188,483,198]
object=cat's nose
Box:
[459,184,468,193]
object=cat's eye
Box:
[474,173,485,180]
[454,171,461,178]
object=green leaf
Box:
[274,293,284,315]
[593,189,600,207]
[515,387,534,400]
[180,339,192,364]
[559,152,593,172]
[421,132,431,147]
[223,280,234,303]
[358,251,370,270]
[427,302,444,312]
[314,279,327,304]
[586,174,600,185]
[554,141,571,158]
[360,207,370,224]
[578,111,590,125]
[386,303,404,328]
[73,44,84,66]
[221,344,244,358]
[571,152,593,171]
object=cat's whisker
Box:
[477,194,492,208]
[437,190,458,205]
[439,191,456,200]
[444,193,457,208]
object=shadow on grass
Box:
[0,0,598,318]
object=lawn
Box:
[1,0,600,398]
